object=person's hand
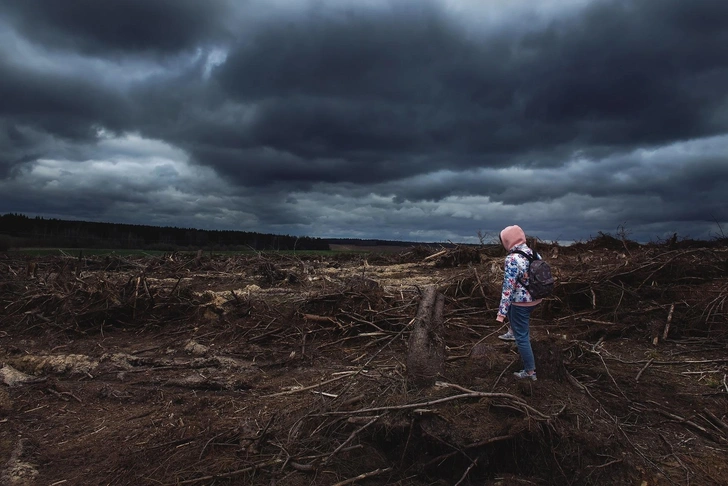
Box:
[496,314,505,322]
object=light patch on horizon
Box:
[0,132,253,227]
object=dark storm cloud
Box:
[0,0,727,242]
[172,0,728,190]
[207,5,520,179]
[0,0,232,173]
[0,53,133,176]
[5,0,728,180]
[519,0,728,144]
[0,59,131,137]
[0,0,232,56]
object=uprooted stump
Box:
[407,285,445,388]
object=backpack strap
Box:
[508,249,536,290]
[509,249,538,261]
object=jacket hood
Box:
[499,225,526,251]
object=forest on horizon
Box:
[0,213,434,252]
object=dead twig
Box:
[491,358,517,391]
[662,304,675,340]
[635,358,654,383]
[296,445,363,461]
[330,317,416,406]
[322,415,381,465]
[331,467,393,486]
[645,402,725,444]
[580,317,618,326]
[171,458,284,485]
[423,250,447,261]
[453,458,478,486]
[302,313,343,330]
[324,383,554,421]
[47,388,82,403]
[586,458,623,469]
[703,409,728,433]
[471,266,488,301]
[263,372,357,398]
[465,433,516,449]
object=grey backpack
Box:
[510,250,555,299]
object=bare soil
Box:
[1,239,727,486]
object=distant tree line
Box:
[0,213,330,251]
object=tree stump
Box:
[407,285,445,388]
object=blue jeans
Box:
[508,305,536,372]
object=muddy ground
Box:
[1,237,727,486]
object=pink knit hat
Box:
[499,225,526,251]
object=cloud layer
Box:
[1,0,727,243]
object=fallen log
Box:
[406,285,445,388]
[423,249,447,261]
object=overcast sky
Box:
[1,0,727,243]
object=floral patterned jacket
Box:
[497,243,540,318]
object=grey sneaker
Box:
[498,330,515,341]
[513,370,537,381]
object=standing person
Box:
[496,225,542,381]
